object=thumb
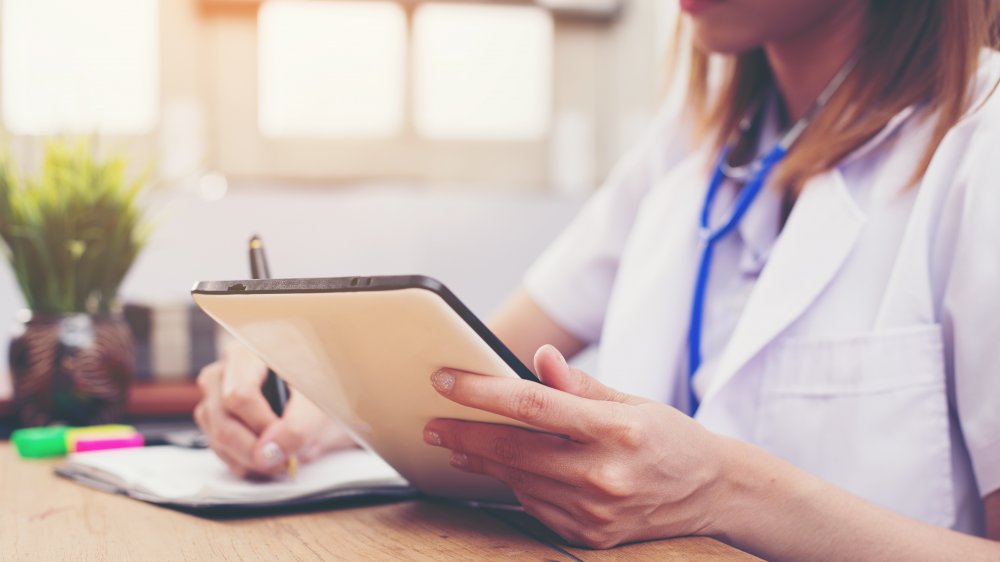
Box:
[533,344,645,405]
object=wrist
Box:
[705,436,823,551]
[701,434,749,540]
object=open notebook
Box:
[56,446,416,512]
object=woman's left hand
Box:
[424,345,727,549]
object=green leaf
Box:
[0,138,151,314]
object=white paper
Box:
[61,446,409,507]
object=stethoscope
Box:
[687,56,859,415]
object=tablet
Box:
[191,275,538,505]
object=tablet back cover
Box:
[193,284,532,504]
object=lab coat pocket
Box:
[755,324,953,527]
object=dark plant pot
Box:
[9,311,136,427]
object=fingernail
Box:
[431,370,455,394]
[260,442,286,467]
[450,452,468,468]
[424,429,442,446]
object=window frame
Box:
[0,0,662,192]
[213,0,566,187]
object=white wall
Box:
[0,185,582,398]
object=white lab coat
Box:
[525,52,1000,535]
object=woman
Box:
[195,0,1000,557]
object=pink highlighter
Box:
[66,425,145,453]
[73,432,145,452]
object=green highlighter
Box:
[11,426,72,458]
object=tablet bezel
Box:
[191,275,539,383]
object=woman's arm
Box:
[716,436,1000,560]
[423,345,1000,559]
[489,288,588,370]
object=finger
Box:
[250,391,315,474]
[430,368,607,441]
[199,355,273,434]
[193,401,209,433]
[523,496,620,549]
[196,361,223,399]
[208,418,260,472]
[449,452,579,502]
[207,417,285,481]
[516,492,590,546]
[220,349,277,435]
[204,395,264,472]
[533,345,644,405]
[211,445,249,479]
[424,420,586,485]
[197,360,273,476]
[220,383,278,436]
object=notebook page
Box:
[62,446,409,505]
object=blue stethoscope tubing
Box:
[686,55,859,416]
[686,144,788,414]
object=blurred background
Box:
[0,0,678,418]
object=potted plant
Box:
[0,140,150,427]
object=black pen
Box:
[249,235,297,476]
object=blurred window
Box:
[413,3,553,140]
[1,0,159,135]
[257,1,407,138]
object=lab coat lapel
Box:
[700,168,868,404]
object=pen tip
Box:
[249,234,262,249]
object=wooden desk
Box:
[0,444,759,560]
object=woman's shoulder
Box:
[916,50,1000,170]
[638,92,700,165]
[592,93,701,201]
[961,48,1000,129]
[924,51,1000,260]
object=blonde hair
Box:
[679,0,1000,192]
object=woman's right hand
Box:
[194,343,355,478]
